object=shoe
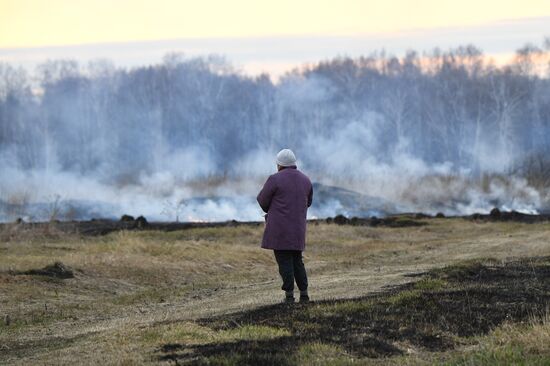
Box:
[299,295,310,303]
[284,296,295,304]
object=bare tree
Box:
[161,199,186,222]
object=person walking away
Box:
[257,149,313,303]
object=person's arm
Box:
[257,175,276,213]
[307,184,313,208]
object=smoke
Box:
[1,48,549,222]
[0,121,543,222]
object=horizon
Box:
[1,1,550,77]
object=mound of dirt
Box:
[22,261,75,279]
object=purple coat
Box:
[257,166,313,251]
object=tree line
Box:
[1,41,549,186]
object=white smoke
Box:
[1,52,549,222]
[1,125,543,222]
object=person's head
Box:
[276,149,297,171]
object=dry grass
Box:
[445,313,550,365]
[1,218,549,364]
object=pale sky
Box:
[1,0,550,76]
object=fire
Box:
[186,215,208,223]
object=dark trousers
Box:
[273,250,308,293]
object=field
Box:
[1,217,550,365]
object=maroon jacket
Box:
[257,166,313,251]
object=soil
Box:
[158,257,550,365]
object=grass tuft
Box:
[414,278,447,291]
[294,342,353,366]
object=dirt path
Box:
[3,264,423,364]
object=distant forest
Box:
[1,41,550,185]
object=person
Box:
[257,149,313,303]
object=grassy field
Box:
[1,217,549,365]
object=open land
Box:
[1,216,549,365]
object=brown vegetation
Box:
[0,218,549,364]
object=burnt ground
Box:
[158,257,550,365]
[0,216,425,236]
[2,209,549,237]
[18,261,76,279]
[0,218,264,236]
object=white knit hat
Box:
[276,149,297,167]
